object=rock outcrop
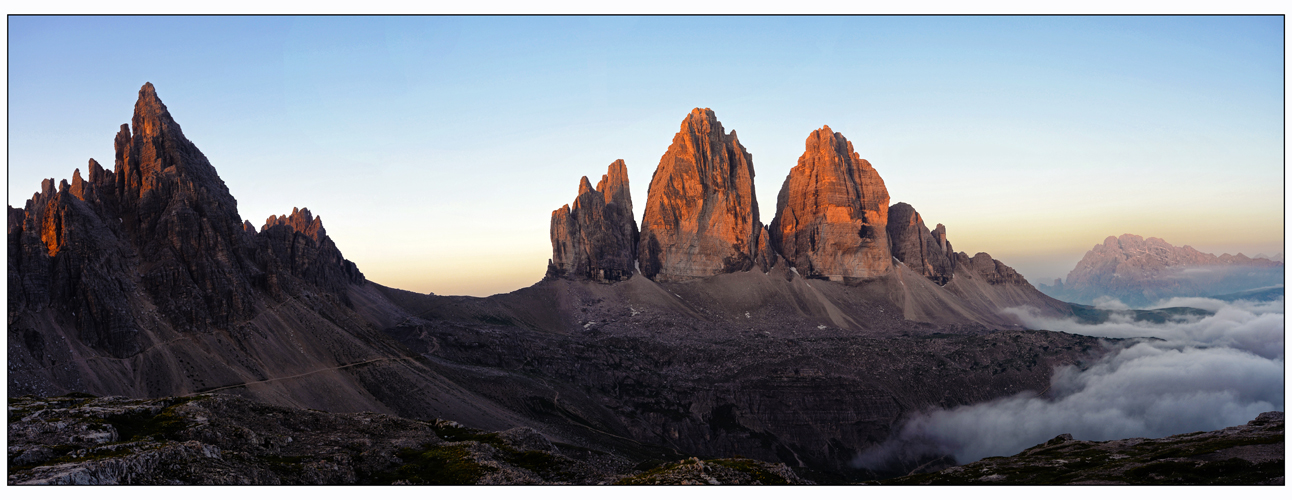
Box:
[769,126,891,280]
[886,202,955,285]
[955,251,1029,286]
[255,207,365,300]
[884,411,1285,485]
[638,108,766,281]
[1037,234,1284,307]
[547,160,639,282]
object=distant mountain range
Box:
[1037,234,1284,308]
[11,84,1211,482]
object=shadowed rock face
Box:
[769,126,891,280]
[548,160,639,282]
[638,108,764,281]
[955,252,1029,286]
[887,202,955,285]
[8,84,507,428]
[255,207,365,301]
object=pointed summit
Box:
[769,126,892,280]
[596,159,632,214]
[638,108,763,281]
[549,161,639,282]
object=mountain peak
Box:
[639,108,762,280]
[132,82,176,137]
[770,126,890,280]
[263,207,326,242]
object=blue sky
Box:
[8,16,1284,296]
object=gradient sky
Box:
[8,16,1284,296]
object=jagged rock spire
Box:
[548,160,639,282]
[638,108,765,281]
[769,126,891,280]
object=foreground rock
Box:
[638,108,766,281]
[882,411,1285,485]
[7,393,804,485]
[547,160,639,282]
[770,126,891,280]
[1038,234,1284,307]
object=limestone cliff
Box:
[887,202,955,285]
[769,126,891,280]
[548,160,639,282]
[638,109,765,281]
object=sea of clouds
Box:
[854,296,1284,469]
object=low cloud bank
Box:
[854,298,1284,469]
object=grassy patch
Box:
[372,445,494,485]
[1125,458,1284,485]
[97,396,208,442]
[1145,435,1284,460]
[614,460,684,485]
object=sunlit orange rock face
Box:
[638,109,768,281]
[548,160,639,282]
[769,126,891,280]
[886,202,956,285]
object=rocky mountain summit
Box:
[1038,234,1284,307]
[883,411,1284,485]
[547,111,1045,304]
[770,126,893,280]
[887,203,955,285]
[547,161,639,282]
[637,108,768,281]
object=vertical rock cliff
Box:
[548,160,639,282]
[886,202,956,285]
[638,109,766,281]
[769,126,891,280]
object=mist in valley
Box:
[855,295,1285,469]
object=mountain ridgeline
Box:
[1037,234,1284,307]
[547,108,1036,300]
[11,85,1103,483]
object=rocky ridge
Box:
[7,84,549,436]
[1038,234,1284,307]
[883,411,1285,485]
